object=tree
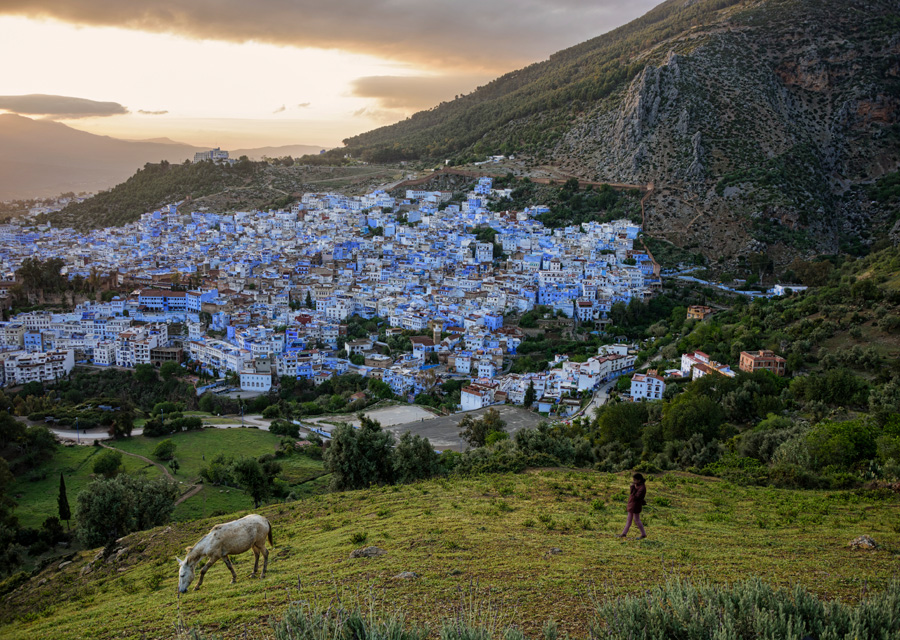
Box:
[134,364,158,384]
[393,432,440,483]
[594,402,649,448]
[305,290,314,309]
[325,414,395,490]
[76,475,178,547]
[152,439,176,461]
[661,394,724,442]
[169,458,180,474]
[109,411,134,439]
[0,458,18,531]
[232,457,270,508]
[58,473,71,529]
[367,378,394,400]
[524,380,536,408]
[159,361,182,380]
[459,408,508,448]
[92,449,123,478]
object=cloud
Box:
[273,104,286,114]
[350,75,492,112]
[351,106,396,123]
[138,109,168,115]
[0,0,661,72]
[0,94,128,119]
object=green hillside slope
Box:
[338,0,744,162]
[2,469,898,639]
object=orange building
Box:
[687,305,714,321]
[739,350,787,376]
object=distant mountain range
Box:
[334,0,900,260]
[0,114,323,200]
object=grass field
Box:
[2,469,898,639]
[11,428,327,529]
[9,445,163,530]
[110,428,291,484]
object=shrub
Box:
[92,449,122,478]
[272,605,426,640]
[152,439,176,461]
[349,531,368,545]
[593,578,900,639]
[702,454,768,486]
[269,420,300,439]
[76,474,178,547]
[393,431,440,484]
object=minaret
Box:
[431,320,442,345]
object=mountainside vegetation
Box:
[41,159,260,229]
[42,162,407,230]
[336,0,746,162]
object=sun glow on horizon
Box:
[0,16,428,147]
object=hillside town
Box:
[0,176,786,415]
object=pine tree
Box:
[58,473,71,529]
[305,290,314,309]
[524,380,536,408]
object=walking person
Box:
[618,472,647,539]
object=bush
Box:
[592,578,900,639]
[805,418,877,471]
[152,439,176,461]
[453,440,526,475]
[272,604,427,640]
[702,454,768,486]
[269,420,300,439]
[92,449,122,478]
[768,463,825,489]
[262,405,281,419]
[393,431,440,484]
[76,474,178,547]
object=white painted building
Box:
[1,349,74,386]
[240,371,272,393]
[631,373,664,401]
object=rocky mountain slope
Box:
[554,0,900,262]
[338,0,900,263]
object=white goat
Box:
[176,514,273,593]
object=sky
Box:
[0,1,660,149]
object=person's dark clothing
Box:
[627,482,646,514]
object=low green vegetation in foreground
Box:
[2,470,898,639]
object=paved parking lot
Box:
[305,404,544,452]
[384,405,545,451]
[306,404,438,429]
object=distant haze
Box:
[0,2,657,146]
[0,114,323,200]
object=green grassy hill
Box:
[10,428,328,530]
[2,469,898,639]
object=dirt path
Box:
[99,442,201,504]
[174,483,203,506]
[99,442,173,480]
